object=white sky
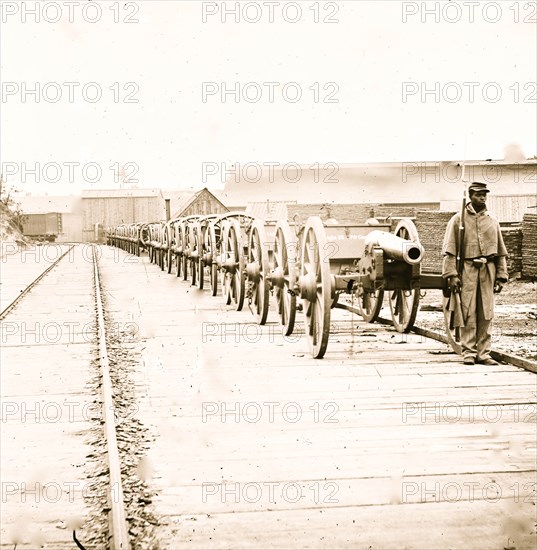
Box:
[1,0,536,195]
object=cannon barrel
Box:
[364,230,424,265]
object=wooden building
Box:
[220,160,537,212]
[441,194,537,223]
[81,189,165,241]
[168,187,228,218]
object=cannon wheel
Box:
[208,223,219,297]
[166,226,174,274]
[388,218,421,332]
[218,222,231,305]
[273,220,297,336]
[157,226,165,270]
[159,244,165,270]
[442,296,462,354]
[300,217,332,359]
[196,222,206,290]
[189,222,200,287]
[175,224,183,278]
[247,220,270,325]
[182,222,191,282]
[356,286,384,323]
[139,225,150,257]
[221,220,245,310]
[163,226,173,274]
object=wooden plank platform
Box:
[99,246,537,550]
[0,247,95,549]
[0,244,72,314]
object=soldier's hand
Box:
[448,276,461,293]
[494,280,504,293]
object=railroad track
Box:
[0,245,74,321]
[1,245,133,549]
[92,246,131,550]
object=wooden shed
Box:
[168,187,228,219]
[81,189,165,241]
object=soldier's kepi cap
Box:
[468,181,490,193]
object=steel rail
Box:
[0,245,75,320]
[92,245,131,550]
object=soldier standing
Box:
[442,182,508,365]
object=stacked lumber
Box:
[501,227,522,275]
[415,211,456,273]
[522,213,537,278]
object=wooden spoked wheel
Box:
[197,222,208,291]
[157,225,165,270]
[246,220,270,325]
[181,222,191,282]
[174,223,183,278]
[139,225,149,258]
[388,218,421,333]
[189,223,200,287]
[149,237,156,264]
[272,220,297,336]
[356,286,384,323]
[220,220,245,310]
[208,223,219,297]
[150,226,160,265]
[165,226,174,274]
[299,217,332,359]
[147,227,155,263]
[443,295,462,354]
[162,226,172,273]
[218,222,231,305]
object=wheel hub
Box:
[223,258,237,273]
[246,261,260,283]
[299,273,317,302]
[271,266,284,288]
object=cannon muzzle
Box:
[364,230,424,265]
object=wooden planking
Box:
[156,501,536,550]
[0,247,95,549]
[0,244,73,312]
[98,245,537,550]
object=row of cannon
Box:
[107,212,453,358]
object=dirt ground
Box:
[417,279,537,361]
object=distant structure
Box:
[19,187,231,242]
[167,187,228,218]
[17,159,536,243]
[221,160,537,222]
[81,189,165,242]
[19,195,83,242]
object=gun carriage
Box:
[165,216,199,285]
[106,223,146,256]
[210,212,284,324]
[196,215,220,293]
[210,212,256,312]
[143,222,164,265]
[242,215,452,358]
[293,216,425,358]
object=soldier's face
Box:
[470,191,487,208]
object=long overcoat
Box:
[442,204,508,323]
